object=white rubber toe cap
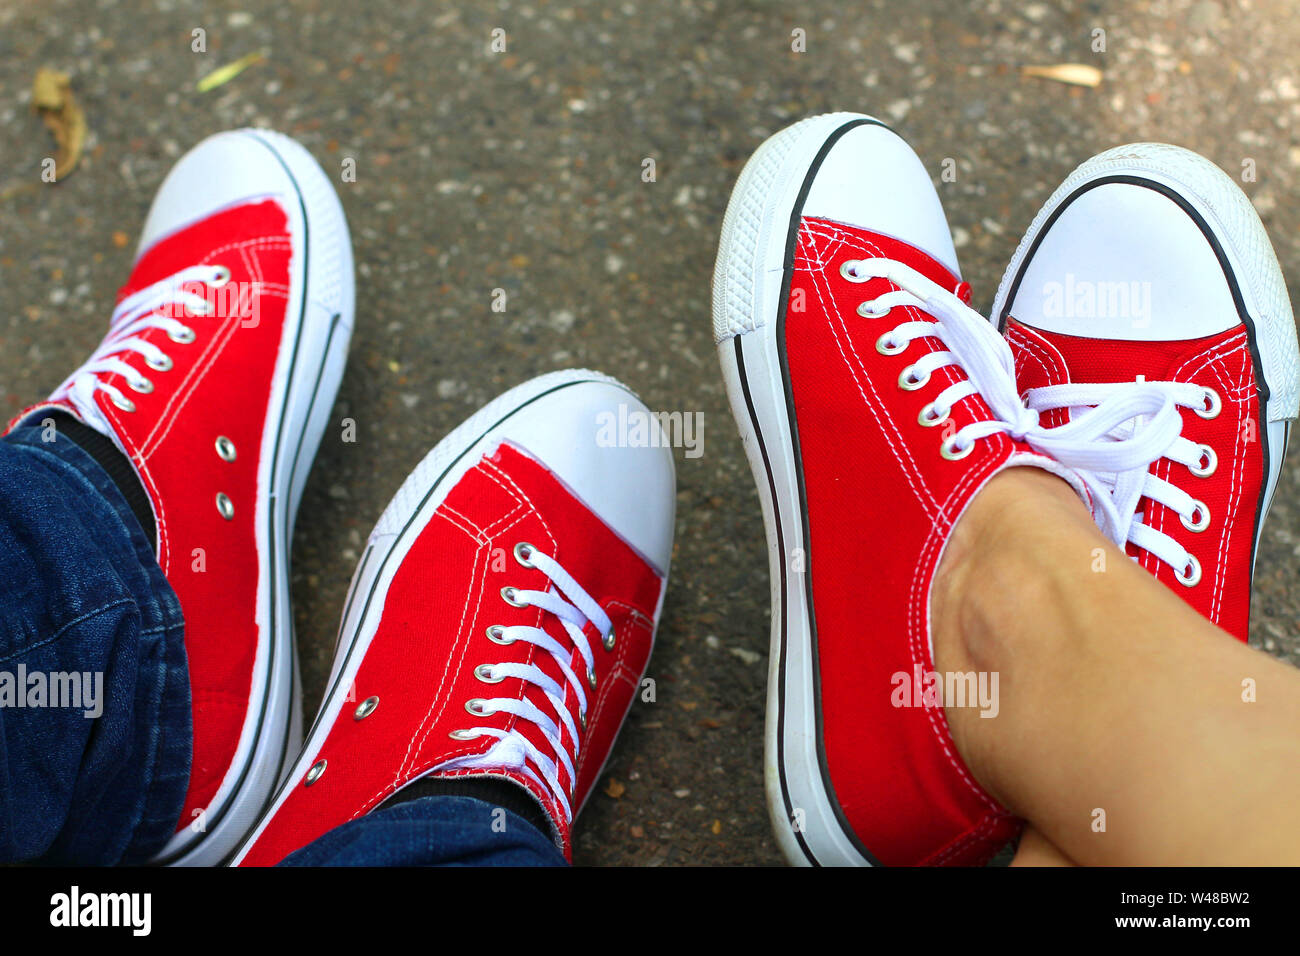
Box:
[137,129,301,259]
[802,122,960,278]
[498,381,677,575]
[1006,182,1239,341]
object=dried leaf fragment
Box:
[196,50,267,93]
[1020,64,1103,88]
[32,68,87,181]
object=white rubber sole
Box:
[156,129,355,865]
[713,112,904,867]
[228,369,651,865]
[989,143,1298,577]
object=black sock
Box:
[379,776,556,839]
[50,412,156,552]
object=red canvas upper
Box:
[1006,319,1262,640]
[784,216,1034,865]
[8,198,295,831]
[237,441,664,865]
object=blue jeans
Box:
[0,423,564,867]
[279,797,565,866]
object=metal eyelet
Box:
[304,759,327,786]
[129,377,154,394]
[168,325,197,344]
[111,394,137,413]
[209,265,231,287]
[215,435,237,462]
[146,353,173,372]
[216,492,234,520]
[1190,444,1217,477]
[587,667,598,689]
[940,434,973,461]
[465,698,492,716]
[579,710,587,732]
[449,729,481,741]
[500,586,528,607]
[486,624,515,645]
[839,260,869,283]
[1195,388,1221,419]
[918,403,949,428]
[1175,554,1202,587]
[475,663,504,684]
[602,629,616,651]
[1180,500,1211,533]
[513,541,537,567]
[857,300,890,319]
[353,696,379,720]
[898,365,930,391]
[876,333,907,356]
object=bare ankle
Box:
[933,466,1085,667]
[930,465,1095,800]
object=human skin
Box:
[930,467,1300,866]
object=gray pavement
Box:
[1,0,1297,866]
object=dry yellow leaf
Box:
[32,68,68,109]
[604,778,626,799]
[32,68,87,181]
[1020,64,1103,88]
[196,50,267,94]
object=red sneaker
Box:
[6,129,354,864]
[991,144,1299,641]
[230,371,675,866]
[713,114,1178,866]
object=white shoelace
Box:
[57,264,227,427]
[841,257,1187,548]
[448,543,613,822]
[1024,381,1221,585]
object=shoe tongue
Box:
[1009,318,1242,389]
[508,604,585,794]
[805,216,971,305]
